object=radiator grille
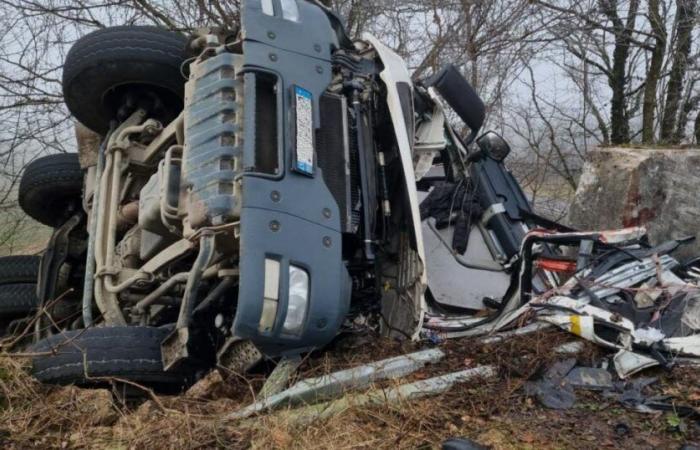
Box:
[316,93,354,232]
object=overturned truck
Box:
[6,0,699,391]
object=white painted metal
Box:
[364,33,427,339]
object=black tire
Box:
[62,26,189,134]
[0,255,40,284]
[31,326,194,392]
[0,284,39,317]
[19,153,83,228]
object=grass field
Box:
[1,329,698,449]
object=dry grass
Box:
[1,330,698,449]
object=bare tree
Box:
[642,0,668,143]
[0,0,698,248]
[660,0,697,143]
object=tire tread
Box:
[31,326,193,391]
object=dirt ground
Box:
[1,329,698,449]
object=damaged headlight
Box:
[283,265,309,335]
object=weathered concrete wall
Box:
[568,147,700,261]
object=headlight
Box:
[283,265,309,335]
[258,258,280,333]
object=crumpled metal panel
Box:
[182,52,244,229]
[228,348,445,420]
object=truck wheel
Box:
[0,256,40,334]
[0,284,39,317]
[31,326,195,392]
[18,153,83,228]
[0,255,40,284]
[62,26,189,134]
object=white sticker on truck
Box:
[294,86,314,175]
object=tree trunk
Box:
[642,0,666,144]
[660,0,697,143]
[600,0,641,145]
[674,80,699,142]
[695,111,700,144]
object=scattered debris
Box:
[614,422,630,436]
[479,322,551,344]
[523,356,700,421]
[46,387,118,427]
[565,367,613,391]
[258,355,303,398]
[264,365,497,426]
[554,341,586,355]
[613,349,661,378]
[524,359,577,410]
[442,437,489,450]
[228,348,445,420]
[185,370,229,400]
[470,226,700,381]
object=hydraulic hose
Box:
[176,231,216,329]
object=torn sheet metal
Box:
[416,217,700,378]
[534,293,700,376]
[268,365,496,426]
[613,350,660,378]
[517,229,700,376]
[479,322,551,344]
[228,348,444,420]
[576,255,679,301]
[422,300,535,340]
[555,341,586,354]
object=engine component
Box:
[182,50,244,231]
[138,146,182,237]
[115,226,141,269]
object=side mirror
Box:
[476,132,511,162]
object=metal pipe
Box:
[90,110,147,326]
[92,152,113,322]
[101,149,129,324]
[93,152,112,271]
[82,129,112,327]
[134,272,189,314]
[121,293,180,306]
[104,271,151,293]
[105,149,122,271]
[176,232,216,329]
[193,276,236,316]
[93,147,128,324]
[114,120,162,148]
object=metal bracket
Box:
[38,214,84,307]
[481,203,506,226]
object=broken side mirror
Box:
[476,131,511,162]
